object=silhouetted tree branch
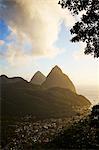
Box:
[58,0,99,58]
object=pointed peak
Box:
[52,65,62,73]
[54,65,60,69]
[30,71,46,85]
[36,71,42,74]
[46,65,62,78]
[34,71,45,77]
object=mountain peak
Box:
[33,71,45,78]
[49,65,62,75]
[53,65,61,70]
[30,71,46,85]
[35,71,43,75]
[42,66,76,93]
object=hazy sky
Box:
[0,0,99,92]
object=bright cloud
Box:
[0,40,4,46]
[73,43,86,60]
[73,42,95,61]
[0,0,76,66]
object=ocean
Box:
[76,85,99,105]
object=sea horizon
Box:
[77,85,99,105]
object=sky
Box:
[0,0,99,104]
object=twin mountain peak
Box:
[1,65,91,119]
[30,65,76,93]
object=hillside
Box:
[42,65,76,93]
[1,75,91,119]
[30,71,46,85]
[0,74,91,148]
[44,113,99,149]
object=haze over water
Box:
[77,85,99,105]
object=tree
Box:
[58,0,99,58]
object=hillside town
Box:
[3,114,85,149]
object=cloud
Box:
[73,42,93,60]
[73,43,86,60]
[0,40,4,45]
[0,0,76,66]
[73,42,95,60]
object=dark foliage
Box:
[90,104,99,128]
[58,0,99,58]
[44,114,99,149]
